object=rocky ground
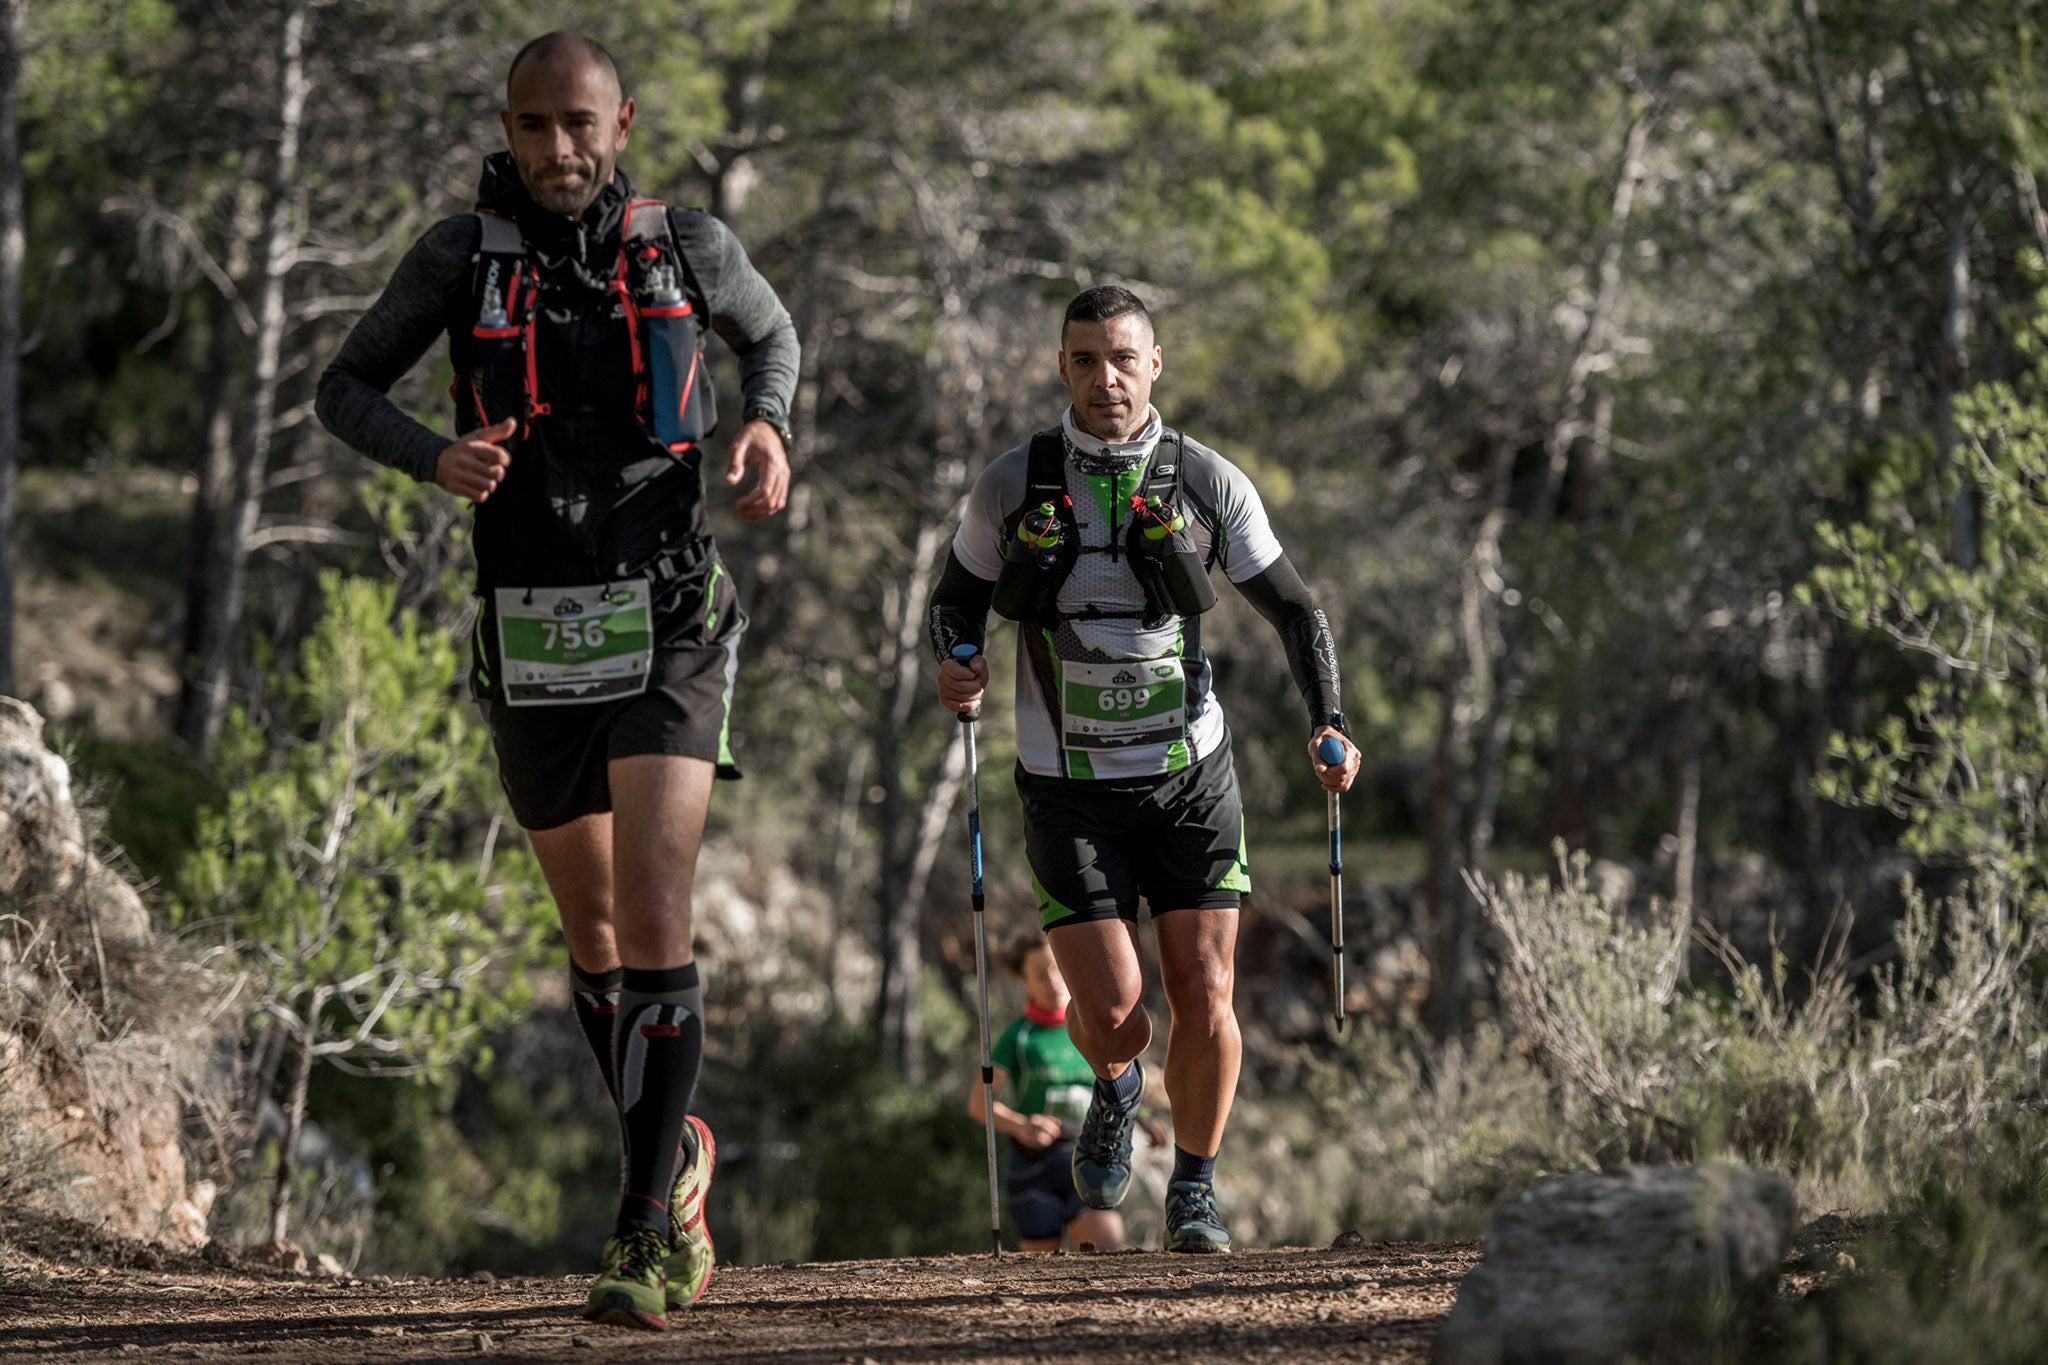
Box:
[0,1209,1477,1364]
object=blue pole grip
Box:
[1318,734,1344,875]
[952,643,982,723]
[969,807,983,898]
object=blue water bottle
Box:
[644,264,701,448]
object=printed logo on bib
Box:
[1061,656,1187,751]
[494,578,653,707]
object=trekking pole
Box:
[953,643,1004,1257]
[1318,734,1348,1034]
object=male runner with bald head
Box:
[317,31,799,1329]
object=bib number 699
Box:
[1098,686,1151,714]
[543,619,607,651]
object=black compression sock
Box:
[569,962,623,1105]
[1172,1145,1217,1185]
[1098,1056,1143,1108]
[612,962,705,1239]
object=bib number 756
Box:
[543,619,607,652]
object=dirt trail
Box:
[0,1218,1478,1364]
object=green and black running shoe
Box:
[584,1226,673,1330]
[1162,1178,1232,1253]
[665,1115,717,1310]
[1071,1059,1142,1210]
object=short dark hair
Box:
[506,31,623,101]
[1001,928,1050,978]
[1062,285,1153,340]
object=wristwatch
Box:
[745,408,795,452]
[1316,711,1352,740]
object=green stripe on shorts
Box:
[1034,872,1082,929]
[1218,821,1251,892]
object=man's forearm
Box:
[928,549,995,662]
[314,217,470,482]
[1235,556,1342,730]
[314,369,447,483]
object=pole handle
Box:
[1316,733,1347,766]
[952,642,983,724]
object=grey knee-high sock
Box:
[570,962,623,1105]
[612,963,704,1238]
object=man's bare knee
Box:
[1165,964,1235,1034]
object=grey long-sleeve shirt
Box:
[316,202,799,485]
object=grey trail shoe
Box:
[1070,1059,1143,1210]
[1163,1178,1232,1253]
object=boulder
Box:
[0,696,208,1246]
[0,697,88,898]
[1433,1163,1796,1365]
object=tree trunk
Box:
[1424,667,1465,1039]
[1938,171,1975,569]
[890,732,969,1087]
[0,0,24,698]
[873,517,953,1078]
[1673,691,1701,917]
[824,739,869,1024]
[181,0,308,755]
[268,1012,318,1247]
[176,291,245,745]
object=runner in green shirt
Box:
[968,932,1126,1252]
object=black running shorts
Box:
[475,559,746,832]
[1016,729,1250,929]
[1006,1137,1086,1241]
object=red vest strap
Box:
[624,198,671,246]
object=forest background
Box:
[5,0,2048,1349]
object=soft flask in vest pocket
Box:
[1128,494,1216,625]
[466,257,528,431]
[993,498,1072,622]
[642,266,714,449]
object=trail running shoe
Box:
[584,1226,672,1330]
[1163,1178,1232,1253]
[665,1115,717,1309]
[1071,1059,1142,1210]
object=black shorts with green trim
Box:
[1017,729,1250,929]
[473,555,746,832]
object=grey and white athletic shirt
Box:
[953,406,1283,780]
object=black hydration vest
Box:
[991,426,1219,630]
[449,199,722,594]
[452,197,716,454]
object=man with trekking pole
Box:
[316,31,797,1327]
[929,285,1358,1252]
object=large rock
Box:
[1433,1163,1796,1364]
[0,697,87,896]
[0,696,209,1246]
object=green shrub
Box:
[1283,1019,1570,1243]
[1464,847,2047,1213]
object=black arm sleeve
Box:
[1234,553,1342,732]
[927,549,996,664]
